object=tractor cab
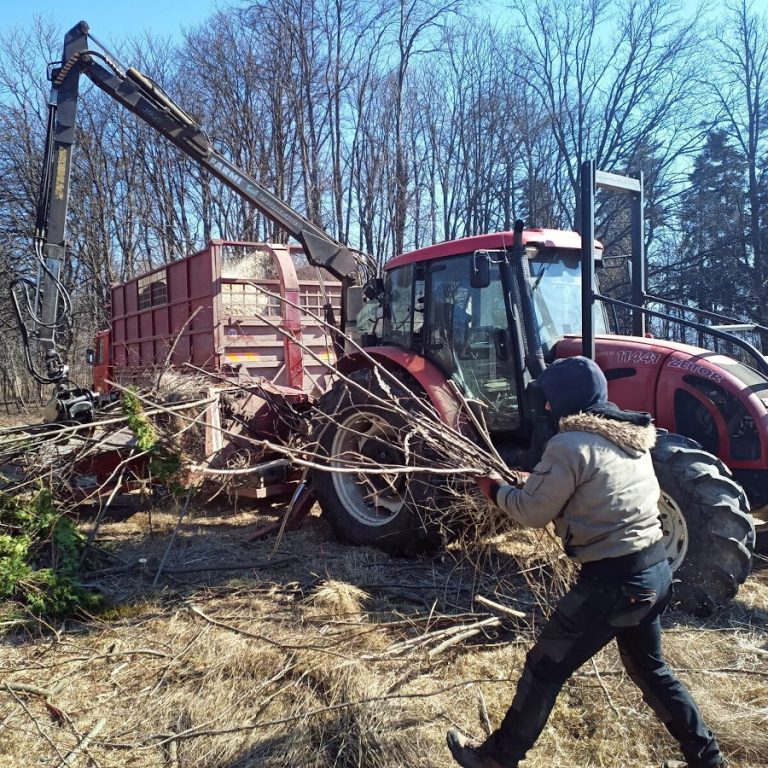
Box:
[317,167,760,614]
[366,230,606,435]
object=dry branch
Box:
[152,488,195,586]
[153,306,202,396]
[383,616,501,657]
[474,594,527,620]
[5,683,67,762]
[56,718,106,768]
[2,681,54,698]
[477,688,493,736]
[187,604,351,658]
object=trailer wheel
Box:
[652,432,755,615]
[311,368,446,555]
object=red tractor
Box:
[309,173,765,614]
[16,22,765,616]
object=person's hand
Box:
[507,469,531,487]
[477,469,530,501]
[477,471,504,501]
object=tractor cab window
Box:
[381,264,417,348]
[426,255,520,432]
[529,251,608,352]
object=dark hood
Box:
[537,356,608,421]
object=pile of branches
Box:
[195,284,531,542]
[0,371,213,505]
[0,283,573,620]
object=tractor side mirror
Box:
[470,250,491,288]
[85,348,96,365]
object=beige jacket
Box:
[496,412,663,563]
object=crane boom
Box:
[44,21,359,281]
[13,20,361,420]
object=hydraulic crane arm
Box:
[43,21,360,283]
[13,20,362,417]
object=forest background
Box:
[0,0,766,405]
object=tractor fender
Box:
[336,347,463,428]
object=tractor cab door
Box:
[423,255,522,432]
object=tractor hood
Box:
[556,334,768,413]
[554,335,768,514]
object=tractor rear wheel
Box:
[652,432,755,615]
[310,368,445,556]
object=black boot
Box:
[446,729,516,768]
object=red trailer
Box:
[93,240,341,502]
[95,240,341,397]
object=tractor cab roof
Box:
[385,228,604,271]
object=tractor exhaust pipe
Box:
[581,161,597,360]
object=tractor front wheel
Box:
[652,433,755,615]
[310,368,444,556]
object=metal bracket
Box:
[580,161,645,359]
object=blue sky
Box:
[2,0,707,49]
[1,0,224,43]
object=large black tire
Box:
[310,368,447,556]
[652,432,755,615]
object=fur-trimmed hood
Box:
[558,411,657,454]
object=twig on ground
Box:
[55,717,106,768]
[474,594,526,620]
[477,688,493,736]
[152,488,195,587]
[428,623,499,657]
[5,683,67,763]
[187,603,350,657]
[2,681,53,698]
[591,659,621,717]
[384,616,500,657]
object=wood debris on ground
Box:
[0,507,766,768]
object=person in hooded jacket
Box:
[447,356,727,768]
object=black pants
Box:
[484,560,723,767]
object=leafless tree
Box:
[711,0,768,323]
[508,0,706,235]
[385,0,463,256]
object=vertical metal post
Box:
[583,164,645,347]
[631,172,645,336]
[580,160,595,360]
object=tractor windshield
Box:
[529,250,608,352]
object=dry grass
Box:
[0,504,765,768]
[0,408,45,429]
